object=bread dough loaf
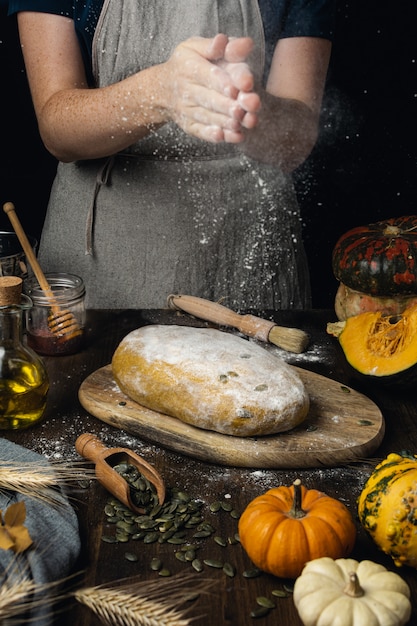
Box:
[112,325,309,437]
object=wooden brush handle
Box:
[167,294,275,341]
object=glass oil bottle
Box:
[0,276,49,429]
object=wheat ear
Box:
[0,460,95,507]
[0,558,77,622]
[75,573,215,626]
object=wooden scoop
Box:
[3,202,82,342]
[75,433,166,514]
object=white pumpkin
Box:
[293,557,411,626]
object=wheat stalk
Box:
[0,460,95,507]
[75,573,214,626]
[0,558,75,622]
[0,576,36,619]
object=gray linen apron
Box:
[38,0,311,310]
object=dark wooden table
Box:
[4,309,417,625]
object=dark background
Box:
[1,2,416,308]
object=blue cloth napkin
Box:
[0,438,81,625]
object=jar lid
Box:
[24,273,85,304]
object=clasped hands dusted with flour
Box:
[161,34,261,144]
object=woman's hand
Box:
[159,34,260,143]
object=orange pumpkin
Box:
[238,479,356,579]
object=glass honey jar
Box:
[24,273,86,356]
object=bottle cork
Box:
[0,276,23,306]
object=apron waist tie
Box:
[85,156,115,256]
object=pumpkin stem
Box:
[289,479,306,519]
[343,572,364,598]
[383,225,401,236]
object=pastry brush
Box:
[167,294,309,353]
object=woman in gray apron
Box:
[11,1,333,309]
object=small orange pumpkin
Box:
[238,479,356,579]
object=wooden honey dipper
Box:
[3,202,82,342]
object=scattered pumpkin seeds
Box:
[222,562,236,578]
[191,558,204,573]
[256,596,275,609]
[209,501,222,513]
[203,558,223,569]
[100,468,285,620]
[250,606,270,618]
[158,568,171,577]
[243,568,262,579]
[214,536,227,547]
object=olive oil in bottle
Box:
[0,277,49,430]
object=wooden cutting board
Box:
[79,365,384,468]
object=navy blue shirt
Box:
[9,0,335,84]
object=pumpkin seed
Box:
[132,532,146,540]
[203,558,223,569]
[124,552,138,562]
[181,544,198,552]
[175,551,187,563]
[229,509,240,519]
[116,520,135,534]
[243,568,262,578]
[101,535,116,543]
[158,530,176,543]
[222,562,236,578]
[158,568,171,577]
[193,530,212,538]
[214,536,227,547]
[150,557,162,571]
[143,532,159,544]
[192,559,204,572]
[221,501,233,512]
[167,536,187,545]
[256,597,275,609]
[104,504,116,517]
[176,491,191,503]
[209,501,222,513]
[250,606,270,618]
[271,589,289,598]
[184,549,196,561]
